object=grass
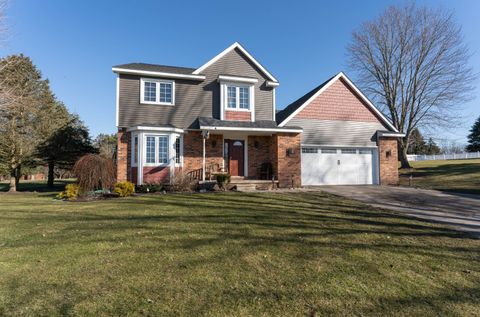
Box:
[0,191,479,316]
[399,159,480,195]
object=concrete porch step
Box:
[229,178,279,191]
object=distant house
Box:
[113,42,403,187]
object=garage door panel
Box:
[301,148,376,185]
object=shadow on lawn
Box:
[0,180,71,193]
[2,191,480,316]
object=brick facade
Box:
[116,128,130,182]
[271,133,301,188]
[378,137,399,185]
[247,135,273,179]
[131,166,170,184]
[183,132,224,173]
[296,78,381,123]
[225,111,251,121]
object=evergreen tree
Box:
[36,116,97,187]
[466,116,480,152]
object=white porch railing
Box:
[407,152,480,161]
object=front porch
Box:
[116,120,302,188]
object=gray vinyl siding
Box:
[286,118,386,147]
[118,48,274,128]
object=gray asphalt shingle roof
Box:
[113,63,196,75]
[198,117,301,131]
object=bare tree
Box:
[347,4,476,168]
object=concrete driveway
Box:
[319,186,480,237]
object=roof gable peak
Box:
[193,42,279,83]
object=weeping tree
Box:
[347,4,475,168]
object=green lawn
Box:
[399,159,480,195]
[0,191,479,316]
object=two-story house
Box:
[114,42,403,188]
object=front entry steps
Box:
[229,177,279,191]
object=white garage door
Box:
[301,147,378,185]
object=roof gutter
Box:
[112,67,206,81]
[200,126,303,133]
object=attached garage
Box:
[301,147,378,185]
[276,72,404,186]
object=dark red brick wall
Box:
[225,111,251,121]
[116,128,130,182]
[183,132,224,173]
[247,136,273,179]
[132,166,170,184]
[270,133,301,188]
[378,137,399,185]
[296,78,382,123]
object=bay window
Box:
[144,135,169,166]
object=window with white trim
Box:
[133,136,138,165]
[140,78,175,105]
[174,136,182,165]
[223,83,252,110]
[144,135,169,165]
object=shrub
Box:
[113,181,135,197]
[73,154,116,193]
[57,183,80,200]
[136,183,164,193]
[216,173,231,190]
[169,172,196,192]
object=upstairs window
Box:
[224,84,252,110]
[140,78,175,105]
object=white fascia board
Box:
[278,72,399,133]
[200,126,303,133]
[127,126,184,134]
[112,67,205,81]
[217,75,258,84]
[193,42,279,83]
[266,81,280,87]
[115,75,119,127]
[378,132,405,138]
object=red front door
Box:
[227,140,244,176]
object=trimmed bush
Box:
[170,172,196,192]
[113,181,135,197]
[57,184,80,200]
[136,183,164,193]
[216,173,231,190]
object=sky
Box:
[1,0,479,144]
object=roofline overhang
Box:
[127,126,184,133]
[377,131,405,138]
[199,126,303,133]
[217,75,258,84]
[112,67,206,81]
[266,81,280,87]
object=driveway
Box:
[319,186,480,237]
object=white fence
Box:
[407,152,480,161]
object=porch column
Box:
[137,132,144,185]
[202,134,206,181]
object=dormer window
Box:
[226,84,251,110]
[140,78,175,105]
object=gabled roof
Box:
[276,72,399,132]
[275,76,334,126]
[192,42,279,83]
[113,63,196,74]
